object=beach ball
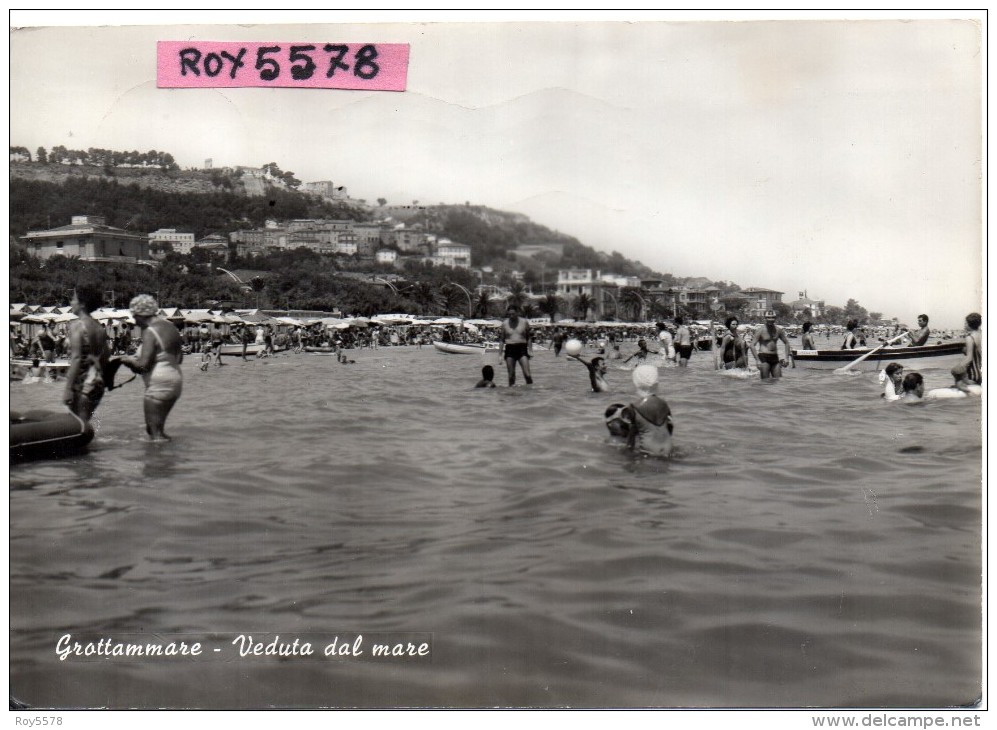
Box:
[565,338,583,356]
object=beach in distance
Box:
[9,344,982,709]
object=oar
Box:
[833,332,910,375]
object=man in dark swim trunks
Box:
[674,316,693,367]
[499,305,533,386]
[749,310,793,380]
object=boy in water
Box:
[899,371,925,403]
[623,338,650,365]
[604,402,633,443]
[475,364,497,388]
[568,352,609,392]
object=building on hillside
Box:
[149,228,196,256]
[21,215,151,263]
[789,291,826,319]
[434,241,472,269]
[352,224,384,257]
[673,285,721,317]
[741,287,786,319]
[556,268,618,320]
[303,181,348,199]
[376,249,398,266]
[193,234,230,258]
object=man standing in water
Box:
[749,310,794,379]
[499,305,533,386]
[674,316,693,367]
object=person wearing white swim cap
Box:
[626,365,673,457]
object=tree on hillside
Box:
[36,147,47,163]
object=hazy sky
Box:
[9,11,985,328]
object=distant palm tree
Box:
[521,302,538,319]
[440,286,466,316]
[618,287,645,322]
[506,281,527,311]
[574,292,593,321]
[474,291,491,318]
[410,282,440,314]
[539,293,562,323]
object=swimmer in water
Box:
[898,372,925,403]
[475,364,497,388]
[604,402,633,443]
[880,362,904,401]
[568,353,609,392]
[623,338,650,365]
[626,364,674,457]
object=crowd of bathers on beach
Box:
[10,291,982,453]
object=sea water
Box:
[8,346,983,708]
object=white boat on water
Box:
[791,342,964,371]
[433,341,500,355]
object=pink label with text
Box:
[157,41,408,90]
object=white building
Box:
[435,241,472,269]
[376,249,398,265]
[149,228,196,255]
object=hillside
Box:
[9,161,696,289]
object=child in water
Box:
[568,353,609,392]
[475,364,496,388]
[622,339,650,365]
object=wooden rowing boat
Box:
[791,342,964,371]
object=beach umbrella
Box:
[20,314,49,324]
[184,312,216,323]
[53,312,78,323]
[432,317,463,325]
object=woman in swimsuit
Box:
[719,317,748,370]
[120,294,184,441]
[842,319,860,350]
[951,312,982,393]
[62,285,111,421]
